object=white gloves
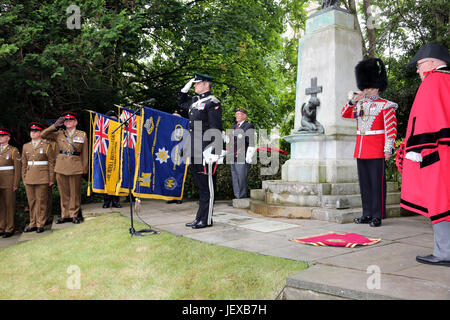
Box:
[217,150,227,164]
[405,152,423,162]
[245,147,256,164]
[203,146,219,165]
[222,131,230,144]
[181,78,195,93]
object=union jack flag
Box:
[94,115,110,155]
[121,110,138,149]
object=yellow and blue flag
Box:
[133,106,189,200]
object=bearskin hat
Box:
[355,58,388,92]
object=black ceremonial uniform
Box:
[178,89,223,228]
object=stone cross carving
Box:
[322,0,340,9]
[305,77,323,98]
[298,77,324,133]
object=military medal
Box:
[73,136,84,143]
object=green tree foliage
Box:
[0,0,305,145]
[367,0,450,137]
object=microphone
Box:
[136,98,157,105]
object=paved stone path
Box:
[2,199,449,300]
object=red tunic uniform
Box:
[400,68,450,224]
[341,96,398,158]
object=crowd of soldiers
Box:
[0,112,88,238]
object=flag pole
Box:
[116,103,158,237]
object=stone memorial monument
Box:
[249,1,400,223]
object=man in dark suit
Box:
[228,108,255,203]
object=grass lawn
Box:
[0,213,307,299]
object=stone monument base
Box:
[281,134,357,183]
[249,180,402,224]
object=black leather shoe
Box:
[185,220,199,227]
[192,221,213,229]
[2,232,13,238]
[416,254,450,267]
[72,217,80,224]
[24,227,37,233]
[56,217,68,224]
[0,232,4,237]
[369,218,382,227]
[112,203,122,208]
[102,204,110,208]
[354,216,372,224]
[36,228,45,233]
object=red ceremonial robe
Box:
[400,68,450,224]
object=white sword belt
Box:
[357,130,385,135]
[27,161,49,166]
[0,166,14,171]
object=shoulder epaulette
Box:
[434,69,450,75]
[209,96,220,104]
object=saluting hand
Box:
[54,116,65,128]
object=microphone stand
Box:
[112,103,158,237]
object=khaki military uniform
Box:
[0,145,21,234]
[41,125,88,219]
[21,140,56,228]
[46,141,57,222]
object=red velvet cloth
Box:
[290,232,381,248]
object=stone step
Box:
[250,189,265,201]
[260,180,399,196]
[278,265,450,300]
[311,204,401,224]
[265,191,401,208]
[250,199,401,223]
[232,198,251,209]
[250,200,313,219]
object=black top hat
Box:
[408,43,450,67]
[62,111,78,120]
[355,58,388,92]
[193,72,214,83]
[0,128,12,136]
[235,108,248,115]
[29,122,46,131]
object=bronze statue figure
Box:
[322,0,340,9]
[298,96,324,133]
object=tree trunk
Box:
[363,0,376,57]
[343,0,368,58]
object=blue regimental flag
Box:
[117,106,141,194]
[91,112,115,193]
[133,106,189,200]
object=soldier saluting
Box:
[41,112,88,224]
[22,123,56,233]
[177,73,223,229]
[0,128,21,238]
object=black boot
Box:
[185,220,199,227]
[354,216,372,224]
